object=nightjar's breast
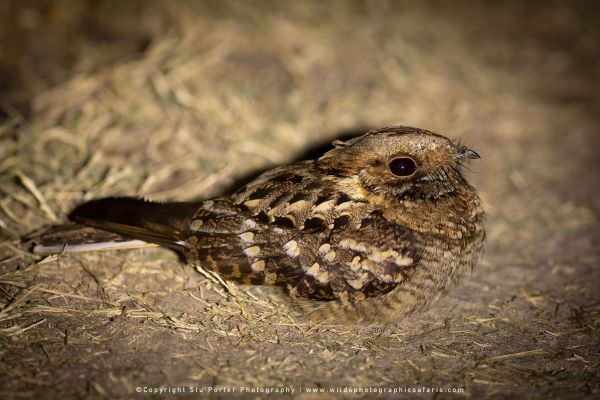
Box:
[304,188,485,322]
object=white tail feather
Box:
[32,240,158,255]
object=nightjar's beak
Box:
[457,145,480,160]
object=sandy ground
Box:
[0,1,599,399]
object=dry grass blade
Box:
[194,265,249,319]
[485,349,546,362]
[5,318,47,336]
[15,171,58,221]
[0,284,41,319]
[0,280,118,306]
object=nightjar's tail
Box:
[25,197,200,255]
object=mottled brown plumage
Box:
[25,126,485,323]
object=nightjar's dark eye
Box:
[388,157,417,177]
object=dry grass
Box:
[1,1,599,399]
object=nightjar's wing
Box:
[186,161,421,304]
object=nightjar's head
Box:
[319,126,480,200]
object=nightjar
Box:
[26,126,485,323]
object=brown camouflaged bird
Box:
[26,126,485,323]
